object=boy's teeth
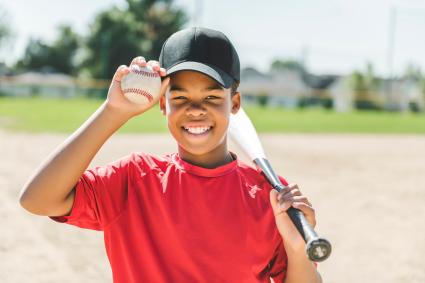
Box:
[185,126,210,134]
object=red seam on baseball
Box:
[131,69,160,78]
[122,88,154,103]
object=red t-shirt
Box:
[50,152,288,282]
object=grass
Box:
[0,96,167,133]
[0,96,424,134]
[247,106,425,133]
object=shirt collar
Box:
[170,152,239,177]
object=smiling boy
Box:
[20,27,322,283]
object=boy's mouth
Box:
[182,126,212,135]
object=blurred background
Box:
[0,0,424,132]
[0,0,424,283]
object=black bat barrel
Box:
[254,158,332,262]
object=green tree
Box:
[82,0,187,79]
[16,39,51,71]
[364,62,379,90]
[270,59,305,73]
[349,71,367,92]
[404,63,422,81]
[50,25,80,74]
[16,25,80,74]
[0,7,11,58]
[349,63,381,110]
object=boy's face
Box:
[160,71,240,159]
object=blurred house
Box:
[269,69,308,107]
[0,62,10,76]
[240,67,342,109]
[239,66,424,112]
[327,76,354,112]
[404,79,425,111]
[378,79,424,111]
[239,67,307,107]
[239,67,270,105]
[303,74,339,109]
[0,71,109,98]
[0,72,77,97]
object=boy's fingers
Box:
[277,187,301,201]
[130,56,146,67]
[271,186,316,228]
[292,195,312,206]
[292,202,313,211]
[287,183,301,192]
[147,60,160,71]
[270,189,292,214]
[282,183,301,199]
[276,189,310,207]
[159,68,167,77]
[113,65,130,83]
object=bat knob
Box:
[306,238,332,262]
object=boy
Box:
[19,27,322,283]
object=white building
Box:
[239,68,307,107]
[328,76,355,112]
[0,72,77,97]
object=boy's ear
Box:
[159,77,170,116]
[231,91,241,114]
[159,94,166,115]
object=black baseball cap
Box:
[159,27,240,88]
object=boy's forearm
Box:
[279,214,322,283]
[283,244,322,283]
[19,102,131,215]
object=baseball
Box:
[121,65,162,105]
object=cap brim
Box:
[166,61,234,88]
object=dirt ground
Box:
[1,130,424,283]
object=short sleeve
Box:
[49,153,139,230]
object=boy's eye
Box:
[206,95,220,100]
[172,96,187,100]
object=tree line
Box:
[0,0,187,79]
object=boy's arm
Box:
[19,103,130,216]
[269,184,323,283]
[276,214,322,283]
[19,57,169,216]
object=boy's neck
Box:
[178,144,234,169]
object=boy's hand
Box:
[269,183,316,238]
[106,56,170,118]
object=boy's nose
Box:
[185,103,207,117]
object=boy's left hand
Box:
[269,183,316,236]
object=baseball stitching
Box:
[122,88,154,103]
[132,69,160,77]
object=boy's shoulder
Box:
[113,151,174,169]
[95,152,173,177]
[235,158,261,176]
[130,151,171,164]
[109,151,168,163]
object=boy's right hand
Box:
[105,56,170,118]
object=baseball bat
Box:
[228,108,331,262]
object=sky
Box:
[1,0,425,76]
